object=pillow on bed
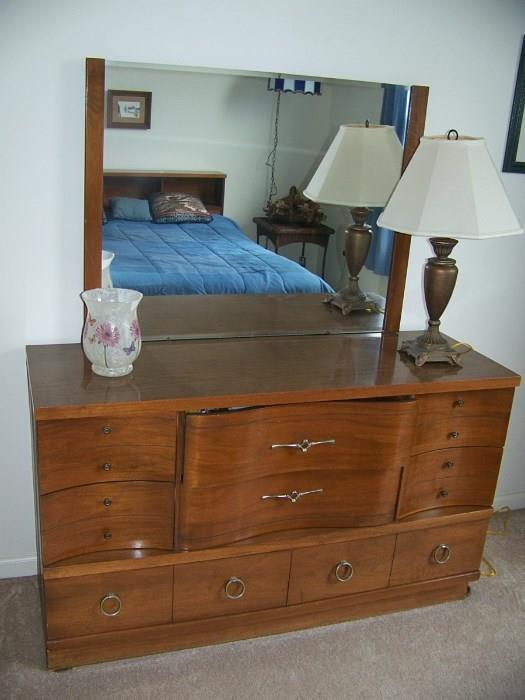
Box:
[111,197,152,222]
[149,192,213,224]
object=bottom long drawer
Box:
[45,567,174,640]
[390,519,489,586]
[288,535,396,605]
[173,551,291,622]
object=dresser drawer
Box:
[38,445,175,494]
[184,400,415,488]
[40,482,175,564]
[45,567,173,639]
[38,415,176,456]
[398,447,501,517]
[178,468,402,549]
[288,535,396,605]
[389,519,489,586]
[172,551,291,622]
[412,390,513,454]
[40,482,174,530]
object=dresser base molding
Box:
[46,573,477,670]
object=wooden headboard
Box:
[103,170,226,214]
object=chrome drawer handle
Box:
[103,497,112,507]
[102,462,112,471]
[453,399,465,408]
[224,576,246,600]
[442,460,455,470]
[261,488,323,504]
[271,438,335,453]
[99,592,122,617]
[438,489,449,498]
[102,426,112,435]
[103,530,113,540]
[335,560,354,583]
[432,544,452,564]
[448,431,460,440]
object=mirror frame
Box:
[84,57,428,333]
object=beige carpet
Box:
[1,509,524,700]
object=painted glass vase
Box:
[81,288,143,377]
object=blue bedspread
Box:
[103,215,334,296]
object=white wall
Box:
[2,0,525,578]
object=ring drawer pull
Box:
[335,560,354,583]
[224,576,246,600]
[261,488,324,504]
[432,544,452,564]
[102,426,112,435]
[271,439,335,453]
[99,592,122,617]
[453,399,465,408]
[448,431,460,440]
[102,462,112,471]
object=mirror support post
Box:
[383,85,429,332]
[84,57,105,291]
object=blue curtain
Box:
[365,84,410,276]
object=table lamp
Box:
[377,130,523,366]
[303,123,403,314]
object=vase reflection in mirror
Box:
[378,130,523,366]
[81,288,143,377]
[101,250,115,288]
[304,123,403,314]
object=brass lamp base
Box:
[400,237,466,367]
[328,206,381,316]
[400,333,463,367]
[326,287,382,315]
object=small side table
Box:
[253,217,335,279]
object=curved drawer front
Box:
[412,389,513,454]
[40,482,175,564]
[178,468,402,549]
[38,445,175,494]
[173,551,291,622]
[40,482,174,530]
[184,400,415,488]
[414,389,514,419]
[38,415,176,450]
[45,567,173,639]
[398,447,501,517]
[41,514,175,565]
[390,518,490,586]
[288,535,396,605]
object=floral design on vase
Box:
[81,288,143,377]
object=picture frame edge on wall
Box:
[106,89,152,130]
[503,36,525,174]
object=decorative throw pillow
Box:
[111,197,152,222]
[149,192,213,223]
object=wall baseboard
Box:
[0,556,37,580]
[493,493,525,511]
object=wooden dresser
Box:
[26,331,520,669]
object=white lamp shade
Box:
[303,124,403,207]
[377,134,523,239]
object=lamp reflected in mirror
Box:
[378,130,524,366]
[304,123,403,314]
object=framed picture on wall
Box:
[503,37,525,173]
[107,90,152,129]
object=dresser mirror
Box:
[84,58,428,339]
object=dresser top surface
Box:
[26,332,520,419]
